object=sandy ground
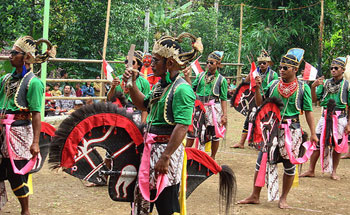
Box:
[2,106,350,215]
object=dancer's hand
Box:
[221,115,227,127]
[154,155,170,175]
[111,77,121,88]
[311,76,324,88]
[183,66,192,78]
[255,76,262,89]
[30,142,40,157]
[122,68,139,83]
[310,133,319,144]
[345,124,350,135]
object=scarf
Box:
[277,79,298,98]
[324,78,342,94]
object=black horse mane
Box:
[48,102,141,169]
[230,82,249,107]
[249,97,284,142]
[219,165,237,215]
[325,99,336,147]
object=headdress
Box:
[14,36,57,64]
[208,51,224,62]
[152,32,203,67]
[134,50,144,64]
[331,57,346,68]
[257,49,272,62]
[280,48,304,68]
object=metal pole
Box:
[317,0,324,77]
[237,3,244,84]
[143,9,150,53]
[41,0,50,120]
[101,0,112,97]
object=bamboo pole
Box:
[46,96,106,100]
[46,79,111,83]
[237,3,244,84]
[41,0,51,120]
[317,0,324,76]
[100,0,112,97]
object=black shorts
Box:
[150,183,180,215]
[0,158,31,198]
[255,151,296,175]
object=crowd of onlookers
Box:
[44,70,110,116]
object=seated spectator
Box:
[51,83,62,97]
[75,83,83,97]
[67,100,84,115]
[55,85,74,113]
[45,85,52,104]
[59,69,76,96]
[85,96,94,105]
[82,82,94,97]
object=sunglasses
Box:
[330,66,342,71]
[10,50,25,56]
[206,61,215,65]
[258,61,267,65]
[278,66,289,71]
[124,60,136,65]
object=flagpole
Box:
[101,0,112,98]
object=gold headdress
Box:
[257,49,272,62]
[14,36,57,64]
[152,32,203,67]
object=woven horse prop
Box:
[48,103,236,214]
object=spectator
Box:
[75,83,83,97]
[82,81,94,97]
[45,85,52,104]
[94,75,102,97]
[59,69,76,96]
[51,83,62,96]
[85,96,94,105]
[55,85,74,113]
[67,100,84,115]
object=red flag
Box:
[303,62,318,81]
[191,58,204,75]
[103,59,114,82]
[249,62,258,92]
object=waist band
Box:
[148,125,174,135]
[281,115,299,124]
[198,96,219,103]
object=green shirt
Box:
[144,80,195,126]
[265,80,313,117]
[316,79,350,109]
[115,75,150,103]
[192,71,228,101]
[0,70,44,112]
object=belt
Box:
[148,125,174,135]
[153,135,171,143]
[281,116,300,124]
[198,96,219,103]
[1,113,31,121]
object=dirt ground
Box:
[2,106,350,215]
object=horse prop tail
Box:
[219,165,237,215]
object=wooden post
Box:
[143,9,150,53]
[237,3,244,84]
[100,0,112,97]
[40,0,50,120]
[317,0,324,76]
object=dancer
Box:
[238,48,318,209]
[185,51,228,160]
[0,36,55,214]
[232,50,278,149]
[300,57,350,180]
[123,33,202,214]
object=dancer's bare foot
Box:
[341,154,350,159]
[299,170,315,177]
[237,196,260,204]
[21,211,30,215]
[331,173,340,180]
[278,199,290,209]
[230,143,244,149]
